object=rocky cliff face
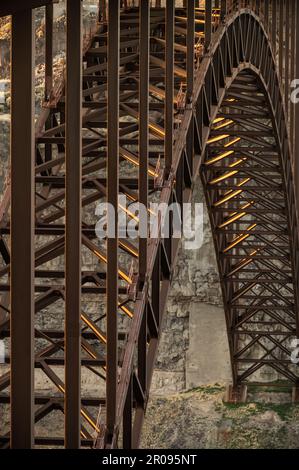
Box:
[141,385,299,449]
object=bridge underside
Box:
[203,69,299,387]
[0,0,299,450]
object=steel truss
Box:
[0,0,299,450]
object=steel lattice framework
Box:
[0,0,299,449]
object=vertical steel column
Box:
[290,0,296,153]
[45,4,53,164]
[165,0,174,176]
[272,0,277,55]
[187,0,195,101]
[187,0,195,177]
[10,8,35,449]
[45,3,53,99]
[205,1,212,52]
[135,1,150,448]
[106,0,120,443]
[139,0,149,284]
[65,0,82,449]
[264,0,269,32]
[256,0,260,14]
[220,0,226,22]
[295,0,299,205]
[284,0,290,118]
[278,0,284,81]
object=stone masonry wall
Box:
[150,179,232,394]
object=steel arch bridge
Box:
[0,0,299,449]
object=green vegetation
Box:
[185,383,225,395]
[247,380,293,394]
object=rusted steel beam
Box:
[264,0,269,31]
[186,0,195,178]
[106,0,120,445]
[205,1,212,51]
[284,0,290,118]
[296,0,299,207]
[220,0,227,22]
[135,4,150,443]
[65,0,82,449]
[0,0,57,16]
[165,0,174,176]
[138,304,147,396]
[138,0,149,284]
[256,0,260,14]
[278,0,284,81]
[44,3,54,164]
[187,0,195,101]
[290,0,296,153]
[271,0,277,54]
[10,8,35,449]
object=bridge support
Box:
[2,0,299,450]
[64,0,82,449]
[292,385,299,403]
[295,0,299,211]
[224,384,248,404]
[106,0,120,445]
[10,6,35,450]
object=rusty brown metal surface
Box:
[65,0,83,449]
[0,0,299,450]
[106,0,120,446]
[10,7,35,450]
